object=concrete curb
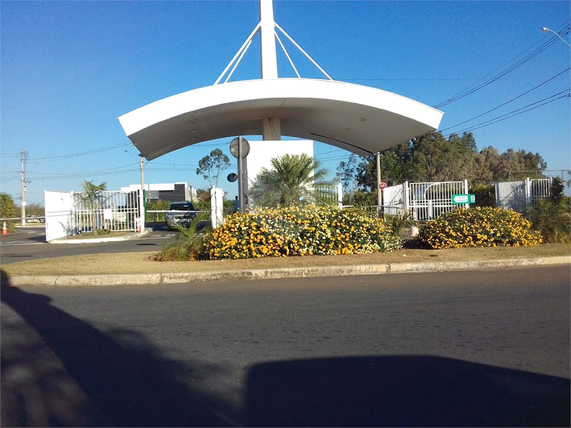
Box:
[7,256,571,287]
[48,229,152,244]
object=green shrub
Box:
[156,214,211,261]
[419,206,541,249]
[145,200,170,222]
[526,198,571,243]
[470,184,495,207]
[383,211,417,239]
[205,205,400,259]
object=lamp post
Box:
[139,154,145,234]
[541,27,571,48]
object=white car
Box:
[165,202,198,230]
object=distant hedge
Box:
[419,207,541,249]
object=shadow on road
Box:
[243,356,570,427]
[1,269,230,427]
[2,268,570,427]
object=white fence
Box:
[383,180,469,221]
[316,183,343,208]
[45,189,140,241]
[495,177,552,213]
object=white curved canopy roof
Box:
[118,78,443,161]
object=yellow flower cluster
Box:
[205,205,400,260]
[419,206,541,249]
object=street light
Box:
[541,27,571,49]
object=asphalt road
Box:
[0,226,174,263]
[2,265,569,427]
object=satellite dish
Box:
[229,137,250,159]
[227,173,238,182]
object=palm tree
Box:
[80,180,107,235]
[249,153,330,207]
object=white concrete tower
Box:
[260,0,278,80]
[260,0,281,139]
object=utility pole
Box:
[376,152,382,214]
[139,154,145,234]
[20,149,28,226]
[238,137,244,214]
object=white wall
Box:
[246,139,314,185]
[45,190,74,242]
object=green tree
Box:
[80,180,107,235]
[196,149,230,188]
[146,200,169,222]
[249,153,330,207]
[25,203,45,218]
[0,193,17,232]
[194,188,212,211]
[499,149,546,181]
[355,131,548,188]
[336,153,360,191]
[412,132,477,182]
[472,146,499,185]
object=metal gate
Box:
[495,177,552,213]
[383,180,468,220]
[73,190,140,234]
[315,183,343,207]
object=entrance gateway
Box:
[117,0,443,161]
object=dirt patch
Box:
[1,243,569,277]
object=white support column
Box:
[260,0,278,79]
[525,177,532,206]
[211,187,224,229]
[262,117,281,140]
[464,179,469,209]
[403,181,410,218]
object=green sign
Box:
[452,194,476,204]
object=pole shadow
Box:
[1,269,229,427]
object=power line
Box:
[439,67,570,132]
[26,142,131,162]
[444,90,570,137]
[434,21,570,109]
[27,163,139,181]
[339,78,468,82]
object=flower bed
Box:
[205,205,400,259]
[419,206,541,249]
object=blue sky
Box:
[1,0,570,205]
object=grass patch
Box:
[1,243,569,277]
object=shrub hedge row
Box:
[205,205,400,259]
[418,206,541,249]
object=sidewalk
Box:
[6,255,571,287]
[2,226,570,287]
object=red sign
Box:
[379,182,387,190]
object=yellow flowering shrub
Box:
[205,205,400,259]
[419,206,541,249]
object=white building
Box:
[120,182,197,203]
